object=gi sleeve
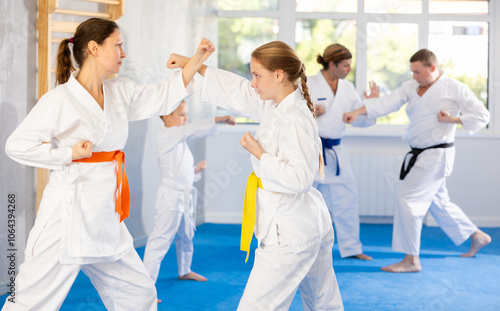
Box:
[364,82,411,120]
[349,84,376,128]
[201,67,265,122]
[121,70,195,121]
[157,118,218,157]
[455,82,490,134]
[258,114,318,194]
[5,96,73,170]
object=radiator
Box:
[349,153,404,217]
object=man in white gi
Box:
[343,49,491,272]
[309,43,376,260]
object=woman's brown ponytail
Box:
[55,38,75,85]
[317,43,352,70]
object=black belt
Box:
[399,142,454,180]
[321,137,341,176]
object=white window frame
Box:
[217,0,499,136]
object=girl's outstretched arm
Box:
[166,38,215,85]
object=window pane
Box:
[218,18,278,78]
[295,19,357,81]
[217,18,278,123]
[367,23,419,124]
[364,0,422,13]
[429,21,488,107]
[429,0,488,14]
[217,0,278,11]
[296,0,357,13]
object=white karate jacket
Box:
[5,70,194,264]
[201,67,332,254]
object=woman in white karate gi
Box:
[344,49,491,273]
[308,44,376,260]
[168,41,344,310]
[142,100,235,300]
[3,18,214,310]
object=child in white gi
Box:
[167,41,344,310]
[142,100,235,302]
[344,49,491,273]
[3,18,214,310]
[309,43,377,260]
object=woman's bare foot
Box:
[461,229,491,257]
[178,271,207,281]
[352,253,373,260]
[381,254,421,273]
[157,299,162,304]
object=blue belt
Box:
[399,142,454,180]
[320,137,341,176]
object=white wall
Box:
[0,0,38,297]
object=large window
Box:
[217,0,492,126]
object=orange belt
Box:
[73,150,130,222]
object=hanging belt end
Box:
[244,251,250,263]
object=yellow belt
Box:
[241,172,262,262]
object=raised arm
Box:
[157,118,219,157]
[124,39,216,121]
[201,67,266,121]
[166,38,215,79]
[121,71,194,121]
[348,82,376,127]
[167,54,208,77]
[345,82,411,124]
[343,106,367,124]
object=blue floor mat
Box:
[1,224,499,310]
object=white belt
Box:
[160,178,197,237]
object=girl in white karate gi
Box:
[344,49,491,273]
[167,41,344,310]
[142,100,235,301]
[309,44,376,260]
[3,18,214,310]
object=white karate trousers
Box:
[393,148,477,255]
[237,229,344,311]
[143,210,194,283]
[2,206,157,311]
[314,182,363,258]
